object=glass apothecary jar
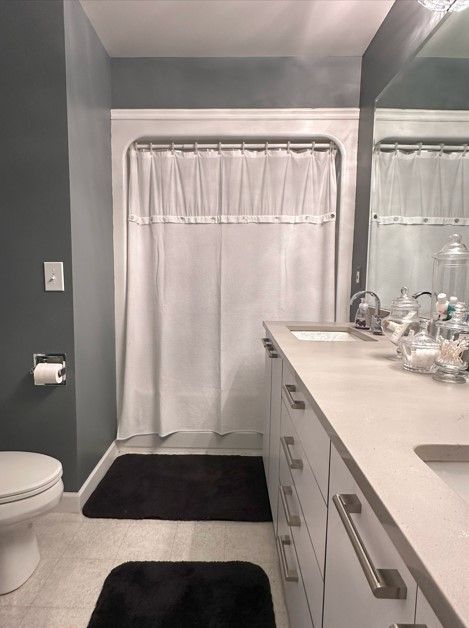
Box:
[400,321,439,374]
[433,302,469,383]
[432,234,469,318]
[382,287,421,355]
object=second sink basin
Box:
[415,445,469,506]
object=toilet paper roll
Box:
[33,362,63,385]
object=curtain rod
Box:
[135,140,335,152]
[376,141,469,153]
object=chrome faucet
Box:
[350,290,384,335]
[412,290,431,300]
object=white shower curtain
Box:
[118,146,337,439]
[368,149,469,309]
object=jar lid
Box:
[402,321,439,350]
[433,234,469,260]
[391,287,420,312]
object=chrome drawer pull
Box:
[281,436,303,470]
[280,485,301,527]
[333,494,407,600]
[283,384,305,409]
[261,337,278,358]
[276,534,299,582]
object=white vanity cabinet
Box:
[272,359,332,628]
[262,337,283,529]
[263,330,449,628]
[323,446,417,628]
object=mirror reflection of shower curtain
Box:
[368,149,469,310]
[118,146,337,439]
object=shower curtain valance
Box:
[128,146,337,224]
[371,149,469,226]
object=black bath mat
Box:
[88,561,276,628]
[83,454,272,521]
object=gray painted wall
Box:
[64,0,116,487]
[0,0,116,491]
[379,57,469,110]
[0,0,78,489]
[111,56,362,108]
[350,0,445,304]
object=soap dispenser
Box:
[354,297,370,330]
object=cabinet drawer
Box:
[280,400,327,576]
[323,445,417,628]
[277,486,314,628]
[279,454,324,628]
[282,366,330,501]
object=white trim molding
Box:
[374,108,469,149]
[55,441,119,513]
[111,108,359,429]
[112,108,360,121]
[375,108,469,123]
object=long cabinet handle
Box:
[281,436,303,470]
[389,624,428,627]
[276,535,299,582]
[333,494,407,600]
[261,337,278,359]
[283,383,305,409]
[280,484,301,527]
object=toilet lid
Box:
[0,451,63,504]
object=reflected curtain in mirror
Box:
[368,147,469,309]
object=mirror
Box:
[366,10,469,316]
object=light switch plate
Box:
[44,261,64,292]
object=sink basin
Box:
[415,445,469,506]
[289,326,375,342]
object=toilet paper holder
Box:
[30,353,66,385]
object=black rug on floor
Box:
[88,561,276,628]
[83,454,272,521]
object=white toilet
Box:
[0,451,63,594]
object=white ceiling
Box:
[80,0,395,58]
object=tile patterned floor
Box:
[0,451,289,627]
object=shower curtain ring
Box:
[464,144,468,156]
[287,141,291,154]
[311,141,315,154]
[171,141,175,154]
[418,142,422,155]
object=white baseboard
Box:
[54,441,119,514]
[117,431,263,450]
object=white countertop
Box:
[264,321,469,628]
